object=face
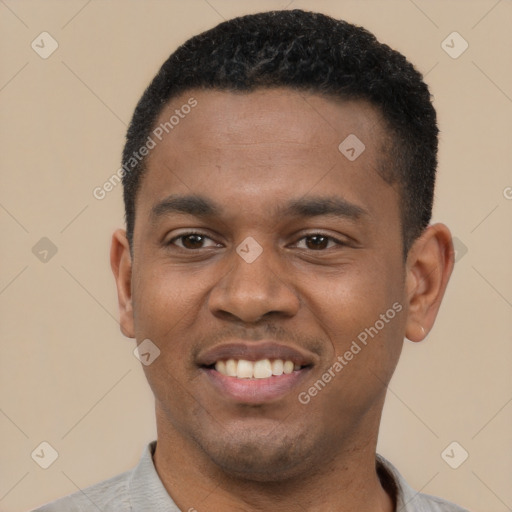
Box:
[118,89,414,480]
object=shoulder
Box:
[411,491,472,512]
[376,454,471,512]
[30,468,132,512]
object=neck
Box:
[152,407,395,512]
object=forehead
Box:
[136,88,397,227]
[150,88,385,154]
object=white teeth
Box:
[215,360,226,375]
[254,359,272,379]
[271,359,284,376]
[237,359,254,379]
[225,358,237,377]
[214,358,301,378]
[283,360,294,374]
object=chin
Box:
[195,424,319,482]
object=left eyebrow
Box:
[275,196,368,221]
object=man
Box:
[33,9,469,512]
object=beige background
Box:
[0,0,511,511]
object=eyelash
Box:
[166,231,347,251]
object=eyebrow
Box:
[278,196,367,220]
[150,194,367,224]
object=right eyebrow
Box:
[150,194,222,224]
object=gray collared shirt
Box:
[32,441,470,512]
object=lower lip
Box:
[202,368,310,404]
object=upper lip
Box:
[197,341,317,367]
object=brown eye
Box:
[305,235,330,250]
[168,232,219,250]
[296,234,342,251]
[180,234,206,249]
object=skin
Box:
[111,88,454,512]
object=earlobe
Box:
[110,229,135,338]
[404,223,455,342]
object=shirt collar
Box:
[128,441,420,512]
[128,440,181,511]
[376,453,434,511]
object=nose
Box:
[208,243,300,324]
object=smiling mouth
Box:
[201,359,312,404]
[209,358,307,379]
[197,341,316,402]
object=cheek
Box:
[305,262,402,335]
[132,268,205,411]
[304,261,406,381]
[132,265,204,349]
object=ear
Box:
[110,228,135,338]
[404,223,455,342]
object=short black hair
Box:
[122,9,438,255]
